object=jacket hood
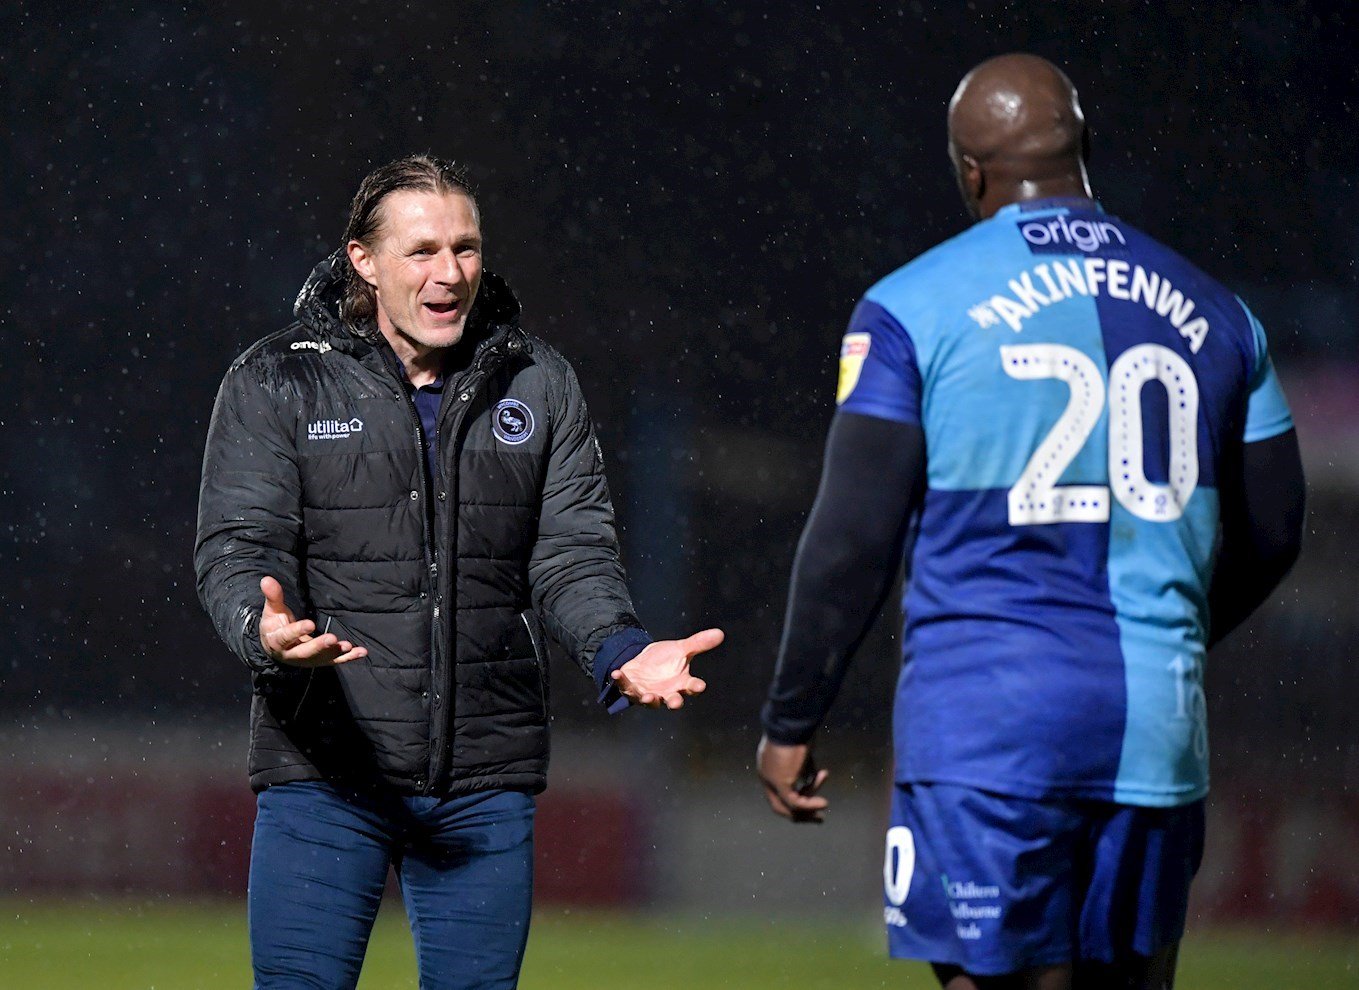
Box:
[292,248,523,350]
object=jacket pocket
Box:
[520,610,549,718]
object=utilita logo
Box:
[308,417,363,441]
[1018,216,1126,254]
[291,339,332,353]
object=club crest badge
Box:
[836,332,871,405]
[492,399,535,445]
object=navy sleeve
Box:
[1207,429,1304,647]
[1237,300,1295,444]
[761,412,925,744]
[836,299,923,425]
[592,627,653,713]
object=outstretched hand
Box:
[757,735,830,824]
[258,576,368,668]
[610,628,724,710]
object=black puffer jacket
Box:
[195,252,642,795]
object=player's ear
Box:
[347,239,379,286]
[961,154,984,208]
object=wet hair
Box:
[340,153,478,327]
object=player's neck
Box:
[977,165,1093,219]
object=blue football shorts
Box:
[883,782,1204,975]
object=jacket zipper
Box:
[391,383,439,794]
[376,331,522,796]
[421,333,522,794]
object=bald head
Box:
[947,54,1091,219]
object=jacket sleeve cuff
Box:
[592,626,653,714]
[240,606,285,676]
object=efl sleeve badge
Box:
[836,333,872,405]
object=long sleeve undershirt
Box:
[760,414,1304,745]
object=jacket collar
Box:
[291,248,528,365]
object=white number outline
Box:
[1001,342,1200,526]
[1109,344,1200,522]
[1168,654,1209,759]
[884,825,916,907]
[1001,344,1110,524]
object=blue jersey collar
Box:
[994,196,1104,218]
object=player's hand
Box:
[757,735,830,824]
[610,628,724,709]
[259,576,368,668]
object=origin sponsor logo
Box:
[308,417,364,441]
[1018,216,1126,254]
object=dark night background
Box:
[3,1,1357,793]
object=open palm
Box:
[258,576,367,667]
[610,628,724,709]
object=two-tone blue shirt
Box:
[839,198,1293,806]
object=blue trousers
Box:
[249,780,535,990]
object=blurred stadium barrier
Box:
[2,723,1356,929]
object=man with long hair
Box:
[196,154,722,989]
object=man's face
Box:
[348,189,483,352]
